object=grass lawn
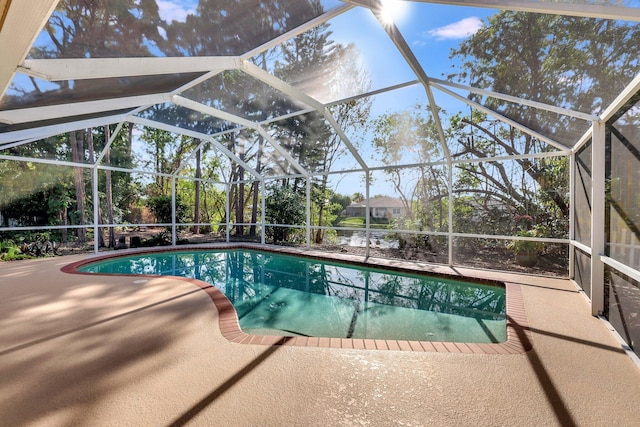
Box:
[335,217,390,228]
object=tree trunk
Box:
[127,122,134,155]
[250,54,270,237]
[237,181,245,236]
[59,208,68,242]
[70,130,86,242]
[193,147,201,234]
[314,173,331,244]
[201,184,210,226]
[236,136,245,236]
[86,128,105,247]
[104,126,116,247]
[249,136,263,236]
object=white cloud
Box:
[156,25,167,40]
[427,17,483,40]
[157,0,196,23]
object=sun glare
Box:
[378,0,409,26]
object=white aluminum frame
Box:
[0,0,639,324]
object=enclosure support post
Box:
[261,180,266,245]
[569,152,576,279]
[365,170,371,258]
[171,177,177,246]
[590,121,606,316]
[306,177,311,249]
[93,166,99,254]
[448,164,454,266]
[225,183,230,243]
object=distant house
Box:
[345,197,406,219]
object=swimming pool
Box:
[75,248,508,344]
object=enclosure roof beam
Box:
[259,80,422,126]
[173,139,210,177]
[258,108,317,127]
[572,125,595,154]
[0,0,59,99]
[448,0,640,21]
[428,77,600,122]
[95,122,125,165]
[97,164,174,178]
[360,149,568,173]
[171,95,257,130]
[357,1,452,165]
[0,93,171,125]
[0,153,93,169]
[128,115,263,181]
[348,0,640,21]
[326,80,421,108]
[241,3,354,61]
[599,72,640,124]
[0,139,39,152]
[171,94,309,177]
[241,60,369,171]
[0,113,129,144]
[18,57,240,81]
[253,125,311,178]
[182,108,317,141]
[170,70,226,96]
[432,82,571,153]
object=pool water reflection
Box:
[79,249,507,343]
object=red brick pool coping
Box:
[61,244,533,354]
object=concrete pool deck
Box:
[1,245,639,426]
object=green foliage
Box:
[0,240,31,261]
[352,192,364,203]
[450,11,640,124]
[265,184,306,243]
[0,161,75,227]
[330,193,352,212]
[1,2,375,248]
[0,231,63,260]
[141,230,172,247]
[507,229,545,255]
[337,217,365,227]
[335,216,390,229]
[441,10,640,241]
[146,195,187,225]
[371,104,448,238]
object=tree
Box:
[272,17,372,243]
[264,184,306,243]
[103,126,116,247]
[451,12,640,120]
[16,0,166,244]
[147,195,187,225]
[193,147,202,234]
[35,0,166,59]
[69,130,87,242]
[372,105,448,232]
[443,11,640,237]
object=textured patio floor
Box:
[1,246,639,426]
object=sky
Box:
[18,0,497,197]
[318,2,495,197]
[124,0,498,197]
[156,0,197,22]
[150,0,498,197]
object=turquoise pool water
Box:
[78,249,507,343]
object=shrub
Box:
[507,229,544,255]
[146,195,187,225]
[0,239,32,261]
[265,185,306,243]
